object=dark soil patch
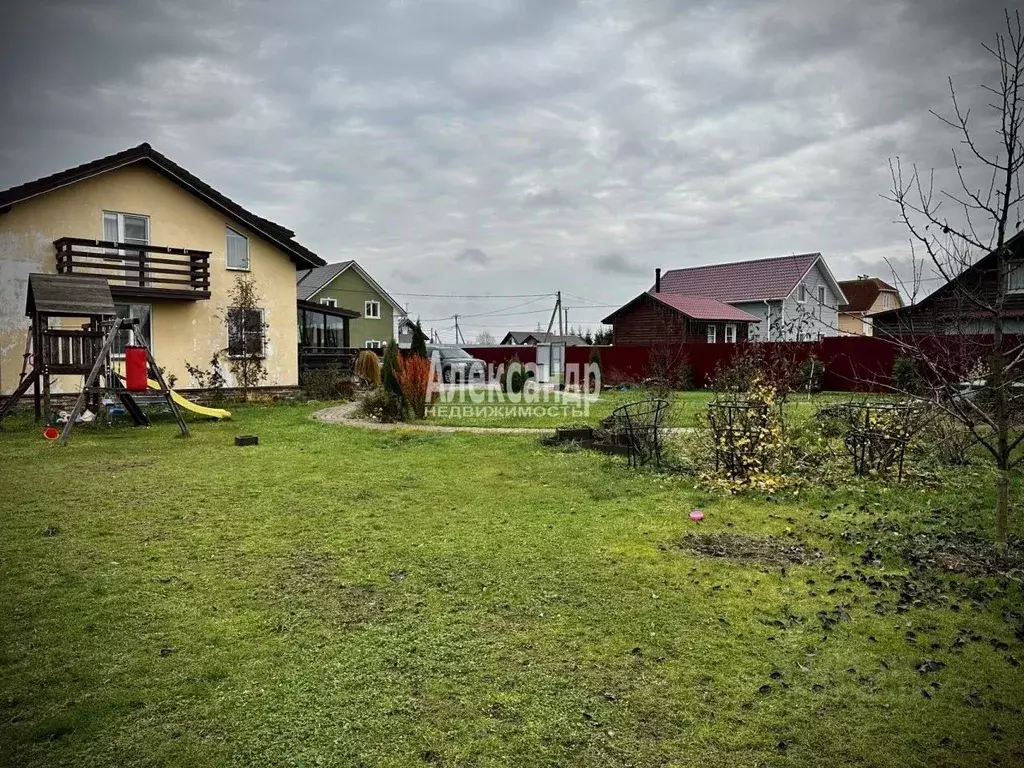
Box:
[903,531,1024,577]
[668,533,825,567]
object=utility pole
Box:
[453,315,464,345]
[557,291,563,338]
[542,293,560,342]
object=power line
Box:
[420,295,550,322]
[392,291,555,299]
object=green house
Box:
[296,261,405,349]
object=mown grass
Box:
[423,388,868,429]
[0,404,1021,767]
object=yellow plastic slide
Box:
[146,379,231,420]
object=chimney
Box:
[655,268,661,293]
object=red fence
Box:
[467,338,902,392]
[465,337,1014,392]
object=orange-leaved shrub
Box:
[399,355,437,419]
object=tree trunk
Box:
[995,466,1010,554]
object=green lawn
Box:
[424,388,868,429]
[1,405,1022,767]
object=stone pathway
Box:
[313,401,551,434]
[314,401,694,436]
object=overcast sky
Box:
[0,0,1015,340]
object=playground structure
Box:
[0,274,190,444]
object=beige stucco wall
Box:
[867,290,902,314]
[838,312,867,336]
[0,163,303,395]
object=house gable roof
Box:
[602,292,759,324]
[838,278,899,313]
[500,331,587,345]
[296,260,406,314]
[657,253,842,303]
[501,331,534,344]
[872,229,1024,323]
[0,143,325,269]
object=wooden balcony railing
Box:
[54,237,211,300]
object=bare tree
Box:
[882,10,1024,552]
[473,330,496,345]
[224,275,268,402]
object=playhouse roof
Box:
[25,273,116,318]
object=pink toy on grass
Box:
[689,509,705,522]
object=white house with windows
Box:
[655,253,848,341]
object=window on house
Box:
[881,292,896,310]
[112,303,152,357]
[103,211,150,284]
[320,297,338,308]
[1008,261,1024,293]
[227,307,265,357]
[724,324,737,343]
[798,284,807,303]
[226,227,250,271]
[365,340,383,349]
[364,300,381,319]
[817,285,826,307]
[706,325,717,344]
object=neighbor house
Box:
[295,261,405,349]
[601,291,758,345]
[0,143,325,396]
[837,277,903,336]
[500,331,587,346]
[651,254,847,341]
[873,231,1024,337]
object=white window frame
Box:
[227,306,266,358]
[103,211,150,285]
[724,323,737,343]
[111,303,153,358]
[706,325,717,344]
[320,297,338,308]
[1007,261,1024,294]
[226,227,250,271]
[365,340,383,349]
[797,284,807,303]
[364,300,381,319]
[817,285,826,307]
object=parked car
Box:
[427,345,487,383]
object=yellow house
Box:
[837,277,903,336]
[0,143,326,396]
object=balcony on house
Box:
[54,237,211,301]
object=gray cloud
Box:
[0,0,1014,338]
[455,248,490,266]
[592,252,647,276]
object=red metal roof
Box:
[656,253,821,302]
[602,292,759,323]
[651,293,758,321]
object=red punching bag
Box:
[124,346,148,391]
